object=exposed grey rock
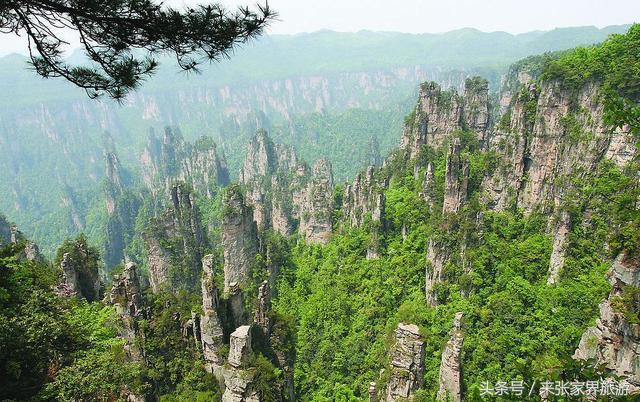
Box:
[426,239,447,307]
[228,282,249,328]
[369,382,378,402]
[110,262,146,361]
[56,240,101,302]
[103,146,141,270]
[239,130,305,235]
[484,77,636,213]
[10,224,18,244]
[443,139,469,214]
[420,162,435,209]
[462,77,490,144]
[299,158,334,244]
[0,220,44,262]
[143,183,205,292]
[385,323,425,401]
[547,211,571,285]
[105,151,125,216]
[254,281,271,336]
[190,311,201,350]
[481,81,537,210]
[23,241,43,262]
[141,127,229,200]
[400,78,489,159]
[228,325,253,369]
[144,235,172,293]
[437,312,464,402]
[574,254,640,392]
[222,186,258,293]
[200,255,225,375]
[343,166,388,228]
[222,368,260,402]
[401,82,463,159]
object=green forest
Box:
[0,6,639,402]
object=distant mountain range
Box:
[0,24,632,255]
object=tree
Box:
[1,0,275,99]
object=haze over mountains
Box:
[2,14,640,400]
[0,24,631,255]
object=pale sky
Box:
[1,0,639,55]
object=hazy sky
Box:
[1,0,638,55]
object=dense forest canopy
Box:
[0,16,639,402]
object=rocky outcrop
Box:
[299,158,334,244]
[437,312,464,402]
[141,127,229,200]
[462,77,490,144]
[401,82,462,159]
[342,166,388,258]
[239,130,308,236]
[483,71,636,213]
[401,78,489,159]
[143,183,205,292]
[200,255,225,376]
[547,211,571,285]
[384,323,425,401]
[420,162,435,209]
[222,185,259,293]
[254,281,271,336]
[223,325,260,402]
[105,151,125,215]
[110,262,146,361]
[343,166,387,228]
[0,219,43,262]
[222,185,259,327]
[367,136,384,167]
[103,148,141,269]
[573,255,640,392]
[426,239,447,307]
[481,76,537,210]
[56,239,101,302]
[443,139,469,214]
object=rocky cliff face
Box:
[437,312,464,402]
[547,211,572,285]
[56,240,101,301]
[442,139,469,214]
[141,127,229,200]
[254,281,271,336]
[462,78,490,144]
[239,130,340,245]
[200,254,225,377]
[239,130,307,236]
[103,148,141,269]
[383,323,425,401]
[299,158,335,244]
[401,77,490,159]
[105,151,125,216]
[143,183,205,292]
[222,185,259,327]
[574,255,640,392]
[222,185,259,293]
[483,69,636,213]
[222,325,260,402]
[425,239,448,307]
[110,262,147,361]
[343,166,388,229]
[0,218,43,262]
